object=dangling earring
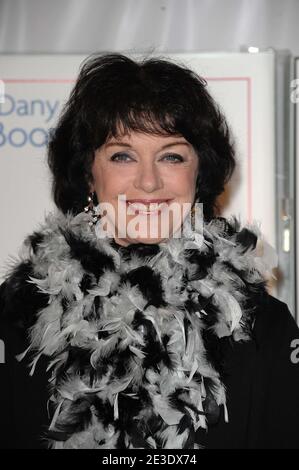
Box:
[191,204,196,227]
[84,192,100,226]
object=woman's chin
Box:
[134,237,167,245]
[132,236,167,245]
[114,234,170,246]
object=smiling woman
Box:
[0,52,299,450]
[47,53,235,224]
[91,132,199,245]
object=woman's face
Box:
[90,130,199,246]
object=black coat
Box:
[1,274,299,449]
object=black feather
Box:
[235,228,258,253]
[184,247,217,280]
[60,228,115,281]
[110,240,160,258]
[0,261,49,331]
[26,231,45,255]
[79,273,94,294]
[125,266,166,308]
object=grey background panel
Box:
[0,0,299,55]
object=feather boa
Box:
[6,208,276,449]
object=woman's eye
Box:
[110,152,184,163]
[110,153,132,162]
[162,154,184,163]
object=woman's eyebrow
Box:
[160,141,191,149]
[105,142,131,148]
[105,141,190,149]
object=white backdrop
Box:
[0,52,276,291]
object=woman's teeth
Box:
[126,202,165,213]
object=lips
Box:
[126,199,173,213]
[127,199,172,203]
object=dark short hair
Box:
[48,52,236,221]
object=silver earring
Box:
[84,192,99,226]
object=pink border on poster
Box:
[205,77,252,222]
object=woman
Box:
[0,52,298,449]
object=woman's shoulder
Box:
[0,269,51,449]
[253,291,299,357]
[257,292,297,330]
[0,210,76,327]
[0,251,49,331]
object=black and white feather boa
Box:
[6,208,276,449]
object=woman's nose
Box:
[133,160,163,192]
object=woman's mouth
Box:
[125,199,173,215]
